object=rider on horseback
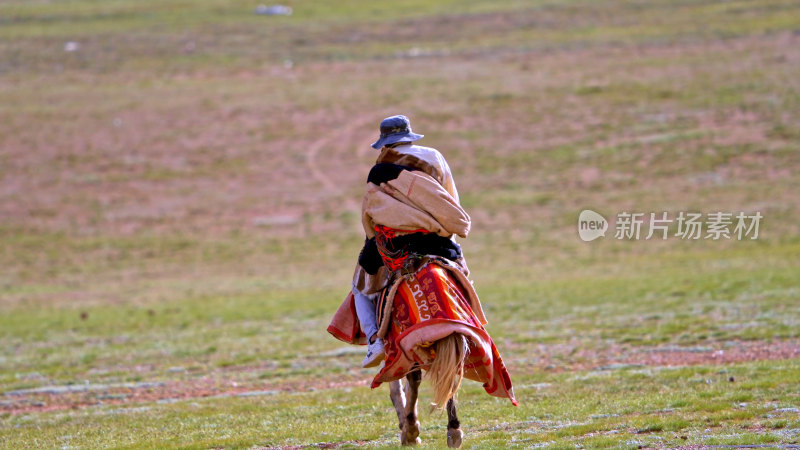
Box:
[329,116,516,446]
[353,114,467,368]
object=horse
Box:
[327,258,517,447]
[388,333,469,447]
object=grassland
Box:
[1,0,799,448]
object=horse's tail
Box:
[428,333,469,411]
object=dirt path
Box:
[3,339,798,416]
[304,114,374,210]
[521,338,800,373]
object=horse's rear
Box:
[389,332,468,447]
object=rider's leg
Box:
[353,288,379,341]
[353,287,385,367]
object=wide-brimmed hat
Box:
[370,115,424,149]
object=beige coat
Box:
[375,144,459,203]
[353,144,469,294]
[361,169,470,240]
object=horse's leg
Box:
[446,397,463,448]
[400,370,422,445]
[389,380,406,431]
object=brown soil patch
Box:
[515,339,800,373]
[3,339,797,416]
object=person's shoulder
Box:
[401,144,448,163]
[378,144,450,181]
[406,144,442,156]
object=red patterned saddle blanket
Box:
[371,260,517,405]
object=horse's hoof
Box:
[400,433,421,446]
[447,427,463,448]
[401,421,421,446]
[403,436,421,446]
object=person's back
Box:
[375,143,459,203]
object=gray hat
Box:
[371,115,424,149]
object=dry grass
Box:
[1,0,799,448]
